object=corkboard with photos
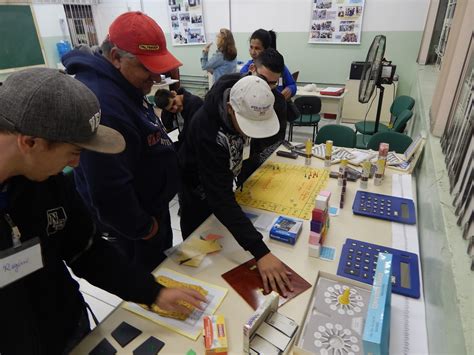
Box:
[309,0,365,44]
[168,0,206,46]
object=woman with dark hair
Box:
[240,29,297,101]
[201,28,237,83]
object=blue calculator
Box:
[352,191,416,224]
[337,238,420,298]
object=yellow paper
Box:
[174,238,222,267]
[235,162,329,219]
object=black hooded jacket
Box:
[178,73,272,260]
[0,175,161,355]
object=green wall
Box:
[169,31,423,96]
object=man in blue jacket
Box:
[63,12,182,272]
[0,68,205,354]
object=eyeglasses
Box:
[255,68,279,86]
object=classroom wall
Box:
[4,1,429,96]
[92,0,430,96]
[32,4,70,69]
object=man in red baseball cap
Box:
[108,11,182,75]
[62,12,184,273]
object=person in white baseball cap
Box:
[179,74,294,297]
[229,75,280,138]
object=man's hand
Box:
[281,87,292,100]
[257,253,294,297]
[154,288,207,316]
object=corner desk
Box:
[295,88,346,124]
[72,148,428,355]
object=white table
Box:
[72,151,427,354]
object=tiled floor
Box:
[73,121,355,329]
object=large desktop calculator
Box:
[352,191,416,224]
[337,238,420,298]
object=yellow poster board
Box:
[236,162,329,219]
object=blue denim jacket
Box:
[201,50,237,83]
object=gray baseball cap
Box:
[0,68,125,154]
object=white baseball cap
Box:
[229,76,279,138]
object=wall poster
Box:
[168,0,206,46]
[309,0,365,44]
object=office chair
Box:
[315,124,356,148]
[356,110,414,149]
[366,131,413,154]
[355,95,415,135]
[288,96,321,142]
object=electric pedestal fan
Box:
[358,35,386,134]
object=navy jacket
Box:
[0,175,161,355]
[63,51,178,240]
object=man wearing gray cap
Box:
[0,68,205,354]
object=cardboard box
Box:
[269,216,302,245]
[244,292,298,355]
[363,253,392,355]
[204,315,228,355]
[294,272,372,355]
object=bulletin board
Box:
[0,5,45,71]
[235,162,329,220]
[308,0,365,44]
[168,0,206,46]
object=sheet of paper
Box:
[390,174,429,355]
[124,268,227,340]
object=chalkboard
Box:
[0,5,45,71]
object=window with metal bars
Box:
[63,4,98,47]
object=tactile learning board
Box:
[352,191,417,225]
[337,238,420,298]
[295,272,371,355]
[235,162,329,220]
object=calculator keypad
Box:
[342,241,381,283]
[337,238,421,299]
[352,191,416,225]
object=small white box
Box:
[244,292,298,355]
[308,244,321,258]
[315,195,328,210]
[256,322,291,351]
[250,335,281,354]
[266,312,298,338]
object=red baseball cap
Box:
[109,11,182,73]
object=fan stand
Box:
[373,82,385,134]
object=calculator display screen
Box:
[400,262,411,288]
[401,203,409,219]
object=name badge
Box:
[0,237,43,288]
[278,77,283,86]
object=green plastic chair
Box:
[315,124,356,148]
[356,110,414,149]
[366,131,413,154]
[288,96,321,142]
[355,95,415,135]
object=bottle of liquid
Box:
[360,160,371,189]
[305,138,312,166]
[338,159,348,186]
[324,140,333,168]
[374,142,389,186]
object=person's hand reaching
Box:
[257,253,294,297]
